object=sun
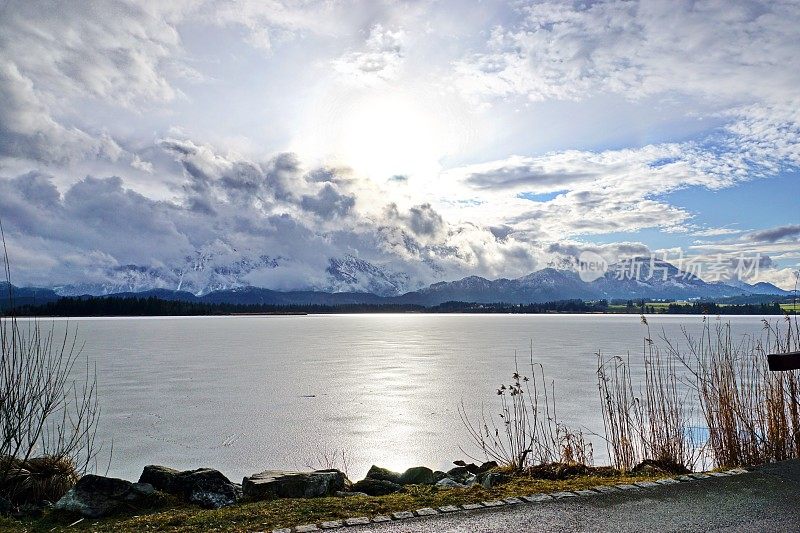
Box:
[338,93,445,182]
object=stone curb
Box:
[267,468,751,532]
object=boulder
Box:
[350,478,404,496]
[181,469,239,509]
[477,461,499,473]
[452,460,481,474]
[478,472,508,489]
[398,466,435,485]
[137,466,239,509]
[365,465,402,483]
[432,470,448,482]
[53,475,155,518]
[242,469,348,501]
[446,466,471,483]
[138,465,181,493]
[435,478,465,488]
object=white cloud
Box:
[333,24,405,84]
[455,1,800,106]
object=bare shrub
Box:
[459,345,592,472]
[0,223,100,505]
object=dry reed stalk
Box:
[459,343,592,472]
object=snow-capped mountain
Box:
[52,248,412,298]
[325,255,411,296]
[393,258,784,305]
[20,254,793,306]
[54,254,282,297]
[591,258,743,300]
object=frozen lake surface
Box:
[36,314,778,482]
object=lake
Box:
[33,314,780,482]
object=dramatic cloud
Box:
[0,143,545,293]
[0,0,797,290]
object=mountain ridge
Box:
[3,258,794,308]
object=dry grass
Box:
[0,471,658,532]
[0,456,79,505]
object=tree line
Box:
[2,295,787,316]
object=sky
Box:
[0,0,798,292]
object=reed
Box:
[669,316,800,467]
[468,314,799,475]
[596,316,700,472]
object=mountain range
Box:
[2,258,794,309]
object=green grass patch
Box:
[780,303,800,312]
[0,472,659,533]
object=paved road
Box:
[351,461,800,532]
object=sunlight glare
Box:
[339,94,445,181]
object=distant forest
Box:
[2,295,788,316]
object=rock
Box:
[138,466,239,509]
[350,478,404,496]
[446,466,471,483]
[452,460,480,474]
[138,465,181,493]
[398,466,435,485]
[181,469,239,509]
[432,470,448,482]
[242,469,348,500]
[130,482,155,496]
[477,461,499,473]
[435,478,465,488]
[54,475,156,518]
[478,472,508,489]
[365,465,402,483]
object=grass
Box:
[0,472,660,533]
[780,303,800,312]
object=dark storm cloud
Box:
[0,172,193,266]
[461,164,597,192]
[489,225,514,240]
[383,202,446,241]
[546,241,651,263]
[300,183,356,219]
[745,224,800,243]
[407,204,445,237]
